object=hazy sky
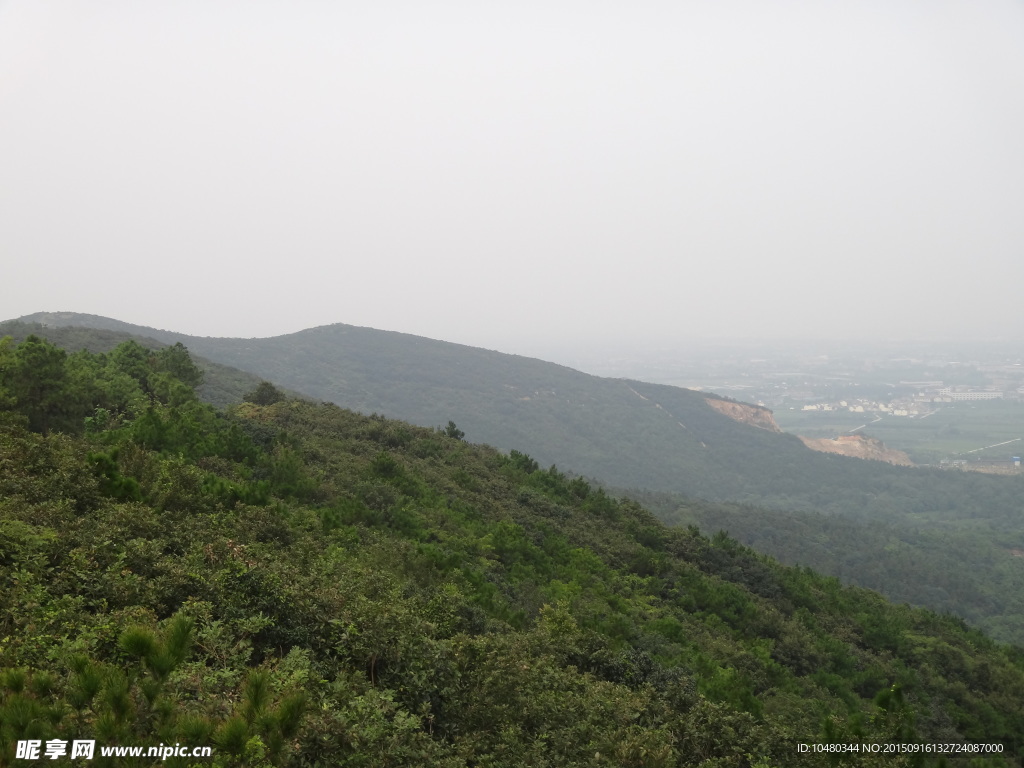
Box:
[2,1,1023,357]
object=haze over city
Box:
[2,0,1023,358]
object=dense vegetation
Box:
[2,335,1024,766]
[11,313,1024,648]
[633,491,1024,646]
[0,321,272,408]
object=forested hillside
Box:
[10,313,1024,647]
[2,334,1023,766]
[633,491,1024,646]
[0,321,275,408]
[14,313,1024,511]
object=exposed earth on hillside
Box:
[703,398,781,432]
[702,398,913,466]
[798,434,914,466]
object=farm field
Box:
[773,400,1024,466]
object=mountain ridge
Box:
[14,311,812,497]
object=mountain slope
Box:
[12,312,1024,646]
[2,335,1023,766]
[10,312,910,500]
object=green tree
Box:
[0,338,20,426]
[443,421,465,440]
[244,381,286,406]
[154,342,204,390]
[107,339,153,391]
[1,335,79,434]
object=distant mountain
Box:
[11,311,885,502]
[9,311,1021,508]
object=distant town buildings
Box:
[936,388,1003,401]
[795,381,1013,416]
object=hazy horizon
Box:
[3,1,1022,356]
